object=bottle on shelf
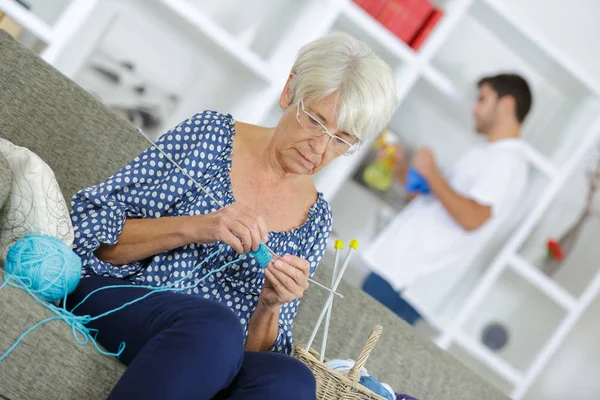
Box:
[363,130,397,192]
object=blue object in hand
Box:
[404,167,431,194]
[249,243,273,269]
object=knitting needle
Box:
[320,240,344,361]
[305,240,359,351]
[136,128,343,298]
[265,246,343,298]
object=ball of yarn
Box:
[5,234,82,302]
[359,376,395,400]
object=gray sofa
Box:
[0,31,506,400]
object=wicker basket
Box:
[294,325,386,400]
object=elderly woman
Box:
[66,32,396,400]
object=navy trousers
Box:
[362,273,422,325]
[66,276,316,400]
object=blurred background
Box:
[1,0,599,398]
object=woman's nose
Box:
[310,134,330,154]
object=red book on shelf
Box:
[376,0,433,44]
[410,8,444,50]
[354,0,389,18]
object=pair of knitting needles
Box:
[136,128,342,298]
[305,240,358,361]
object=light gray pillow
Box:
[0,150,10,210]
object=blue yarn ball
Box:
[5,234,82,302]
[359,376,395,400]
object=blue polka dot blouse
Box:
[70,110,333,354]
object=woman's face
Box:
[273,76,359,176]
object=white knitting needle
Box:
[136,128,342,298]
[306,240,358,351]
[320,240,343,361]
[264,246,343,298]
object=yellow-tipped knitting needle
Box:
[264,246,343,298]
[320,240,344,361]
[306,240,359,352]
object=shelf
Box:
[461,267,568,373]
[448,342,515,395]
[474,0,600,97]
[328,179,399,250]
[429,4,600,165]
[388,76,476,171]
[40,0,101,65]
[508,254,577,311]
[140,0,273,84]
[8,0,74,26]
[313,139,375,202]
[454,331,523,386]
[511,271,600,399]
[421,65,473,121]
[340,1,416,67]
[416,0,475,61]
[517,143,600,299]
[0,0,54,43]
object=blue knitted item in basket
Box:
[359,376,394,400]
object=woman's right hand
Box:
[184,203,269,254]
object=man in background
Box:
[361,73,532,325]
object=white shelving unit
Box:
[0,0,99,60]
[3,0,599,397]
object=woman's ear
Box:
[279,73,296,109]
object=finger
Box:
[219,229,244,254]
[234,212,262,252]
[281,255,310,277]
[264,267,292,297]
[265,266,298,300]
[257,216,269,243]
[273,260,308,290]
[231,205,263,251]
[232,203,268,245]
[228,220,253,253]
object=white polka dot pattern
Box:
[70,110,333,354]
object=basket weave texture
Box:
[294,325,386,400]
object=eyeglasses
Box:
[296,99,361,156]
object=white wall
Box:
[504,0,600,90]
[524,291,600,400]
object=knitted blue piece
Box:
[405,167,431,195]
[249,243,273,269]
[359,376,395,400]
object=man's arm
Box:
[414,148,491,231]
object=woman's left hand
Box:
[260,255,310,309]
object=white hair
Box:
[289,32,397,141]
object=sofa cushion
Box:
[0,150,10,210]
[0,138,74,261]
[0,269,125,400]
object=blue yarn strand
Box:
[87,252,244,322]
[0,242,248,361]
[70,243,227,314]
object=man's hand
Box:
[260,255,310,309]
[413,147,438,179]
